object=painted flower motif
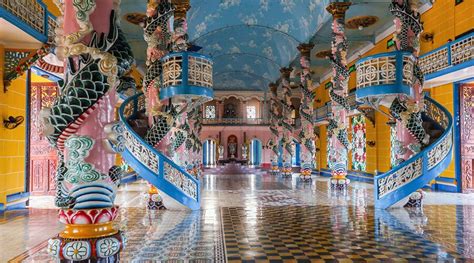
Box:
[97,238,120,257]
[47,239,60,257]
[63,241,91,261]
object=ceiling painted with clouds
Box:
[120,0,430,92]
[186,0,330,90]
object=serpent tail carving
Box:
[42,10,134,208]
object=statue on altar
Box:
[242,144,248,159]
[228,143,236,158]
[218,144,224,160]
[228,135,237,159]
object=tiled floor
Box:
[4,164,474,262]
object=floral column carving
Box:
[389,0,429,165]
[43,0,135,260]
[141,0,175,210]
[268,82,281,174]
[297,43,316,179]
[280,67,294,177]
[326,2,352,190]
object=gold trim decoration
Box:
[346,15,379,29]
[326,2,351,18]
[60,222,118,239]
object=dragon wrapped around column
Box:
[268,82,281,175]
[41,0,135,261]
[297,43,316,181]
[141,0,176,210]
[326,2,352,190]
[280,67,294,177]
[389,0,429,164]
[142,0,174,148]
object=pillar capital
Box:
[172,0,191,19]
[297,43,314,58]
[280,67,292,79]
[326,2,351,18]
[269,82,278,93]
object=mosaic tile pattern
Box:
[8,168,474,262]
[20,208,225,262]
[222,206,470,261]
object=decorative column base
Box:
[330,165,350,190]
[404,190,424,208]
[281,162,292,178]
[299,163,312,182]
[330,178,351,190]
[48,207,125,261]
[148,185,166,210]
[270,160,280,175]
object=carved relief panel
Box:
[29,83,58,195]
[461,84,474,193]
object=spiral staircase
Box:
[356,50,454,209]
[118,93,202,210]
[116,49,214,210]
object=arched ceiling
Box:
[120,0,431,92]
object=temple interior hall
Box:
[0,0,473,262]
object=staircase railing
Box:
[419,32,473,79]
[0,0,57,43]
[119,93,201,210]
[374,96,453,209]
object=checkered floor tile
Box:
[222,206,468,262]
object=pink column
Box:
[63,0,116,176]
[297,43,315,178]
[280,67,293,176]
[326,2,351,190]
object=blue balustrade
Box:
[119,93,201,210]
[0,0,56,43]
[373,96,453,209]
[160,52,214,101]
[419,32,474,80]
[355,51,415,102]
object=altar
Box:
[218,158,248,165]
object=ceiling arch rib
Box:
[191,24,301,45]
[185,0,332,92]
[213,71,273,91]
[212,53,282,81]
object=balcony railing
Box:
[355,50,415,102]
[0,0,57,43]
[419,32,473,79]
[202,118,269,126]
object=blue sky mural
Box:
[119,0,431,91]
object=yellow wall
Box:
[420,0,474,54]
[0,72,28,204]
[0,0,63,205]
[317,125,327,169]
[426,83,456,180]
[0,65,52,204]
[42,0,61,17]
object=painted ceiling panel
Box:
[214,71,270,91]
[119,0,430,91]
[187,0,331,91]
[187,0,331,42]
